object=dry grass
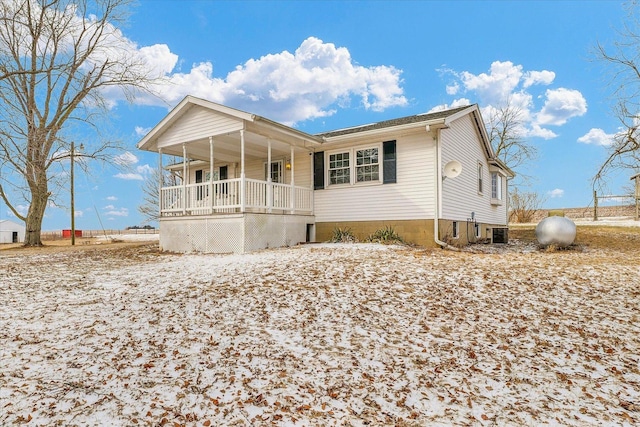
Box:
[509,224,640,253]
[1,227,639,425]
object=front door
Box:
[265,161,283,183]
[12,232,18,243]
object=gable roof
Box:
[137,96,323,152]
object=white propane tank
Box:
[535,216,577,247]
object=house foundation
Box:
[316,219,507,247]
[160,213,315,254]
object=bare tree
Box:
[137,157,181,224]
[509,187,546,223]
[594,1,640,188]
[486,101,537,178]
[0,0,159,246]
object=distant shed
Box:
[0,220,26,244]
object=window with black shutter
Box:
[383,140,396,184]
[313,151,324,190]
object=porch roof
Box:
[137,96,323,163]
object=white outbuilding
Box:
[0,219,25,244]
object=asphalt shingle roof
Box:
[316,105,473,138]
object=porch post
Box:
[240,130,246,213]
[290,146,295,214]
[182,144,187,215]
[209,136,214,213]
[267,138,273,213]
[158,148,163,218]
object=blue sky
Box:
[1,0,635,231]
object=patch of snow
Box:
[1,243,638,425]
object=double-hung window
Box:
[327,145,382,187]
[328,152,350,185]
[477,162,484,194]
[491,172,502,200]
[322,143,397,189]
[355,148,379,182]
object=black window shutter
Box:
[313,151,324,190]
[383,140,396,184]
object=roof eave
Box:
[322,118,448,143]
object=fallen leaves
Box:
[1,240,639,425]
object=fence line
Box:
[41,229,159,240]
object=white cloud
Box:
[527,123,558,140]
[441,61,586,139]
[458,61,524,105]
[126,37,407,125]
[28,7,406,125]
[446,82,459,95]
[577,128,616,146]
[136,164,153,175]
[135,126,152,137]
[74,210,83,218]
[427,98,471,113]
[523,70,555,88]
[113,173,143,181]
[103,204,115,210]
[106,196,118,201]
[114,151,139,166]
[548,188,564,198]
[536,88,587,126]
[103,207,129,217]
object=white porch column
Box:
[182,144,187,215]
[290,146,295,214]
[209,136,214,213]
[158,148,163,218]
[267,138,273,213]
[240,130,246,213]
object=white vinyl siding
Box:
[184,152,312,188]
[314,134,435,222]
[440,115,509,226]
[157,106,244,149]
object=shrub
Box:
[548,210,565,217]
[329,227,357,243]
[366,226,404,244]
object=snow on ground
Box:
[1,242,639,426]
[97,233,160,242]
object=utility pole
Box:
[71,141,76,245]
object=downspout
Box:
[432,126,459,250]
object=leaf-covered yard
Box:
[1,229,639,426]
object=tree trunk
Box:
[23,164,49,247]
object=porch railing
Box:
[160,178,313,216]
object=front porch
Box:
[138,96,323,253]
[160,177,313,216]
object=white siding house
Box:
[0,219,25,244]
[138,96,513,253]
